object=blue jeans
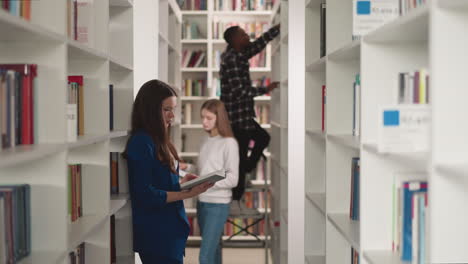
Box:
[197,201,230,264]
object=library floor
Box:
[135,248,270,264]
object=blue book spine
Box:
[418,194,426,264]
[401,182,427,261]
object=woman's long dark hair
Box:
[123,79,180,172]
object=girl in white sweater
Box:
[196,99,239,264]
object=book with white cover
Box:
[180,169,226,190]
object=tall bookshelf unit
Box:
[0,0,135,263]
[178,0,275,254]
[302,0,468,263]
[269,1,289,263]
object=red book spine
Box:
[21,68,33,144]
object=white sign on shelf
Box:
[352,0,399,37]
[378,105,431,153]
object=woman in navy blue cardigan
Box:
[124,80,212,264]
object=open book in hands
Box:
[180,169,226,191]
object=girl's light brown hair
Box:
[201,99,234,138]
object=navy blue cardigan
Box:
[126,131,190,260]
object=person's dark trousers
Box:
[138,252,183,264]
[232,120,271,201]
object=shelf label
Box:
[378,105,431,153]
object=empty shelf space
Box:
[306,192,326,216]
[0,144,66,169]
[327,213,360,251]
[327,134,360,150]
[363,250,406,264]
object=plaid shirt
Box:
[220,27,279,130]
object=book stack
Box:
[69,243,86,264]
[349,157,360,221]
[0,64,38,149]
[0,184,31,263]
[214,0,273,11]
[398,69,430,104]
[69,164,83,223]
[182,50,207,68]
[110,153,120,195]
[182,22,204,40]
[67,76,85,141]
[1,0,31,20]
[183,79,208,96]
[399,0,426,15]
[178,0,208,10]
[67,0,95,45]
[212,21,268,40]
[392,178,428,264]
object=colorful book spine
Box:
[0,184,31,263]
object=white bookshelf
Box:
[300,0,468,263]
[268,1,289,263]
[0,0,134,263]
[178,0,274,259]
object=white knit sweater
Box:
[197,135,239,204]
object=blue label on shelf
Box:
[357,1,371,15]
[383,110,400,126]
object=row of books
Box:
[254,105,270,125]
[398,70,430,104]
[67,0,94,45]
[392,179,427,263]
[69,164,83,223]
[182,22,205,40]
[349,157,360,221]
[110,153,120,195]
[0,64,37,150]
[182,103,193,125]
[0,184,31,264]
[1,0,31,20]
[400,0,426,15]
[182,79,208,97]
[178,0,208,11]
[252,76,271,91]
[214,49,266,69]
[67,76,85,142]
[212,21,268,40]
[244,191,270,211]
[182,50,207,68]
[188,217,266,236]
[214,0,273,11]
[69,243,85,264]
